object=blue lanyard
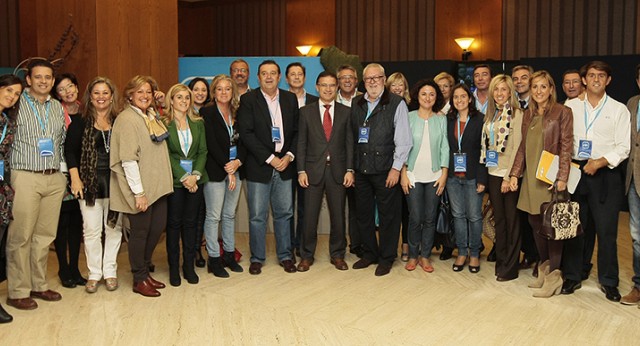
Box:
[475,95,488,114]
[636,104,640,132]
[583,95,608,137]
[489,109,501,146]
[177,120,191,157]
[456,114,466,152]
[218,106,234,140]
[25,95,51,133]
[0,113,8,145]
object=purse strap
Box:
[552,182,571,202]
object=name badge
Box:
[38,138,54,157]
[0,160,4,180]
[271,126,281,143]
[578,139,592,159]
[358,127,370,143]
[485,150,498,167]
[454,153,467,172]
[180,159,193,174]
[229,145,237,160]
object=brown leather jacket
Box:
[510,103,573,182]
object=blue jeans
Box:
[447,177,484,257]
[406,182,440,258]
[246,170,293,263]
[628,180,640,288]
[203,172,241,257]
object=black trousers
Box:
[128,196,167,283]
[300,164,347,260]
[346,187,360,249]
[563,166,623,286]
[290,179,305,250]
[166,187,202,270]
[355,172,401,265]
[54,201,83,281]
[487,175,521,279]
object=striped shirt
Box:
[10,89,66,171]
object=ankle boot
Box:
[169,265,181,287]
[533,269,563,298]
[528,260,549,288]
[182,264,199,284]
[223,251,244,273]
[195,248,206,268]
[208,257,230,278]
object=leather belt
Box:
[27,169,59,175]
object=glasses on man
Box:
[363,75,384,83]
[232,68,248,74]
[56,84,76,95]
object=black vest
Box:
[351,90,403,175]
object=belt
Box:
[26,169,59,175]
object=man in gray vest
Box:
[350,63,412,276]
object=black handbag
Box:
[435,190,456,248]
[539,186,582,240]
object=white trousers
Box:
[80,198,123,280]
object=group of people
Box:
[0,56,639,324]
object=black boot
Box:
[439,247,453,261]
[195,248,206,268]
[169,265,181,287]
[208,257,230,278]
[223,251,243,273]
[0,303,13,324]
[183,264,199,284]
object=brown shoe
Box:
[146,276,165,289]
[330,258,348,271]
[249,262,262,275]
[133,280,161,297]
[297,259,313,272]
[374,264,392,276]
[280,259,297,273]
[352,258,374,269]
[621,287,640,305]
[30,289,62,301]
[6,297,38,310]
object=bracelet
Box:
[134,191,146,198]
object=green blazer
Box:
[166,116,209,187]
[406,111,450,172]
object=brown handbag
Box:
[539,186,582,240]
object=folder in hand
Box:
[536,150,581,193]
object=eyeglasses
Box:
[56,84,76,94]
[232,68,248,74]
[317,83,337,89]
[339,75,356,81]
[363,75,384,83]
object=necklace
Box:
[101,128,111,153]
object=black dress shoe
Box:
[439,247,453,261]
[352,258,374,269]
[73,276,87,286]
[486,245,497,262]
[374,264,392,276]
[195,249,206,268]
[561,279,582,294]
[0,304,13,323]
[600,285,621,302]
[249,262,262,275]
[61,278,76,288]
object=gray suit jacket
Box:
[626,94,640,193]
[297,101,353,185]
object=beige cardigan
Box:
[109,106,173,214]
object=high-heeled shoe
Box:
[452,256,466,272]
[0,304,13,324]
[468,257,480,273]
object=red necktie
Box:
[323,104,332,141]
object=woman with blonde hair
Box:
[66,76,123,293]
[509,71,573,297]
[162,84,208,286]
[481,74,523,281]
[386,72,411,104]
[200,74,245,277]
[110,75,173,297]
[435,72,455,114]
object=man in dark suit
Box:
[285,62,319,258]
[296,71,354,272]
[237,60,299,275]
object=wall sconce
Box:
[454,37,474,61]
[296,45,312,56]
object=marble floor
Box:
[1,214,639,345]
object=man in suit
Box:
[285,62,319,258]
[351,63,412,276]
[296,71,354,272]
[237,60,299,275]
[622,63,640,305]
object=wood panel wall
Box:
[502,0,639,59]
[335,0,436,62]
[0,0,20,68]
[285,0,335,57]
